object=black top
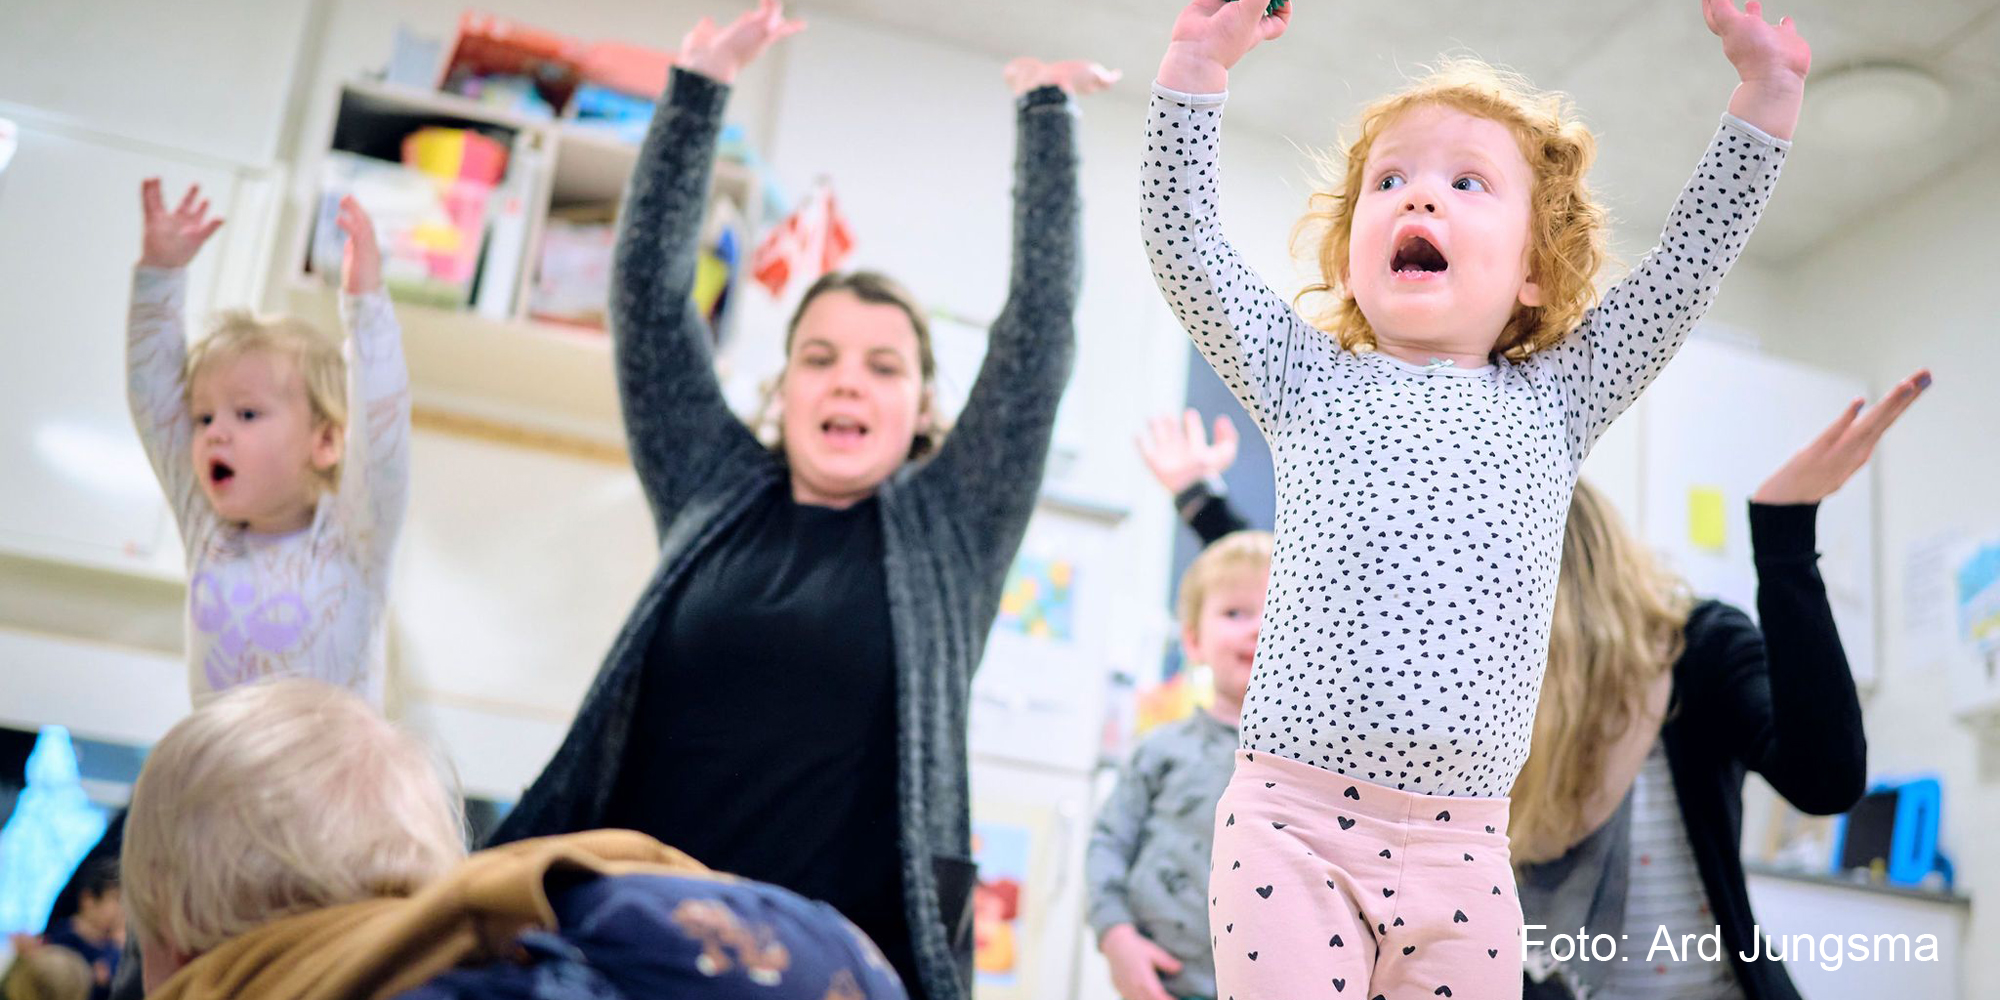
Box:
[1660,502,1867,1000]
[604,479,912,993]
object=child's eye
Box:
[196,414,213,426]
[1376,173,1405,191]
[1453,176,1488,193]
[238,409,258,421]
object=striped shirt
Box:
[1608,741,1746,1000]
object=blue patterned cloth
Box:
[395,872,907,1000]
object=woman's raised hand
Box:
[678,0,805,86]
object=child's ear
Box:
[311,421,345,474]
[1181,620,1204,666]
[1517,278,1543,308]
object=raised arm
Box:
[328,198,411,575]
[909,62,1094,581]
[1140,410,1250,545]
[1143,1,1313,439]
[612,2,802,533]
[1541,0,1807,459]
[128,180,225,537]
[1711,375,1926,812]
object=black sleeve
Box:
[1696,502,1867,814]
[1177,481,1251,546]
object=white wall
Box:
[0,0,315,167]
[1748,138,2000,998]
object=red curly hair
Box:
[1292,58,1608,362]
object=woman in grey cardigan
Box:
[488,7,1104,1000]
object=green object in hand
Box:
[1266,0,1286,12]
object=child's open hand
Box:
[1702,0,1809,139]
[1138,409,1240,494]
[1005,58,1122,98]
[337,196,382,295]
[139,179,224,269]
[677,0,805,86]
[1157,0,1291,95]
[1753,369,1929,505]
[1704,0,1810,86]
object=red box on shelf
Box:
[437,12,585,118]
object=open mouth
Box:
[1392,233,1450,275]
[209,460,235,487]
[822,416,870,445]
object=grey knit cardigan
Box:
[488,69,1080,1000]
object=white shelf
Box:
[285,284,624,447]
[287,77,764,449]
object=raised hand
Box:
[336,196,382,295]
[1752,369,1929,505]
[1138,409,1241,495]
[1702,0,1810,139]
[677,0,805,86]
[1004,57,1122,97]
[1157,0,1291,95]
[139,179,224,269]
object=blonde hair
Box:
[184,311,348,483]
[122,679,465,958]
[1509,481,1692,863]
[1177,531,1275,636]
[2,947,91,1000]
[1292,58,1608,362]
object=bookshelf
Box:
[288,75,760,444]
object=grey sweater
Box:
[488,69,1080,1000]
[1085,710,1239,999]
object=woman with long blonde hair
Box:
[1512,371,1929,1000]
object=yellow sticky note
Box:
[1688,486,1727,552]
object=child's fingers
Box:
[1219,0,1267,30]
[197,218,225,243]
[1701,0,1729,35]
[193,199,210,221]
[1213,413,1239,447]
[1744,0,1763,21]
[1182,408,1206,445]
[141,178,164,219]
[176,184,202,216]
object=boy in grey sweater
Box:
[1086,528,1270,1000]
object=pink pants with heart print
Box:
[1209,750,1522,1000]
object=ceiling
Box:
[793,0,2000,264]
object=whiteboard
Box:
[1636,335,1876,685]
[0,106,275,578]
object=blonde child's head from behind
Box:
[1177,530,1274,714]
[1294,58,1607,363]
[121,678,465,993]
[2,945,92,1000]
[182,311,348,532]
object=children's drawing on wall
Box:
[1958,537,2000,680]
[997,555,1076,643]
[970,823,1028,988]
